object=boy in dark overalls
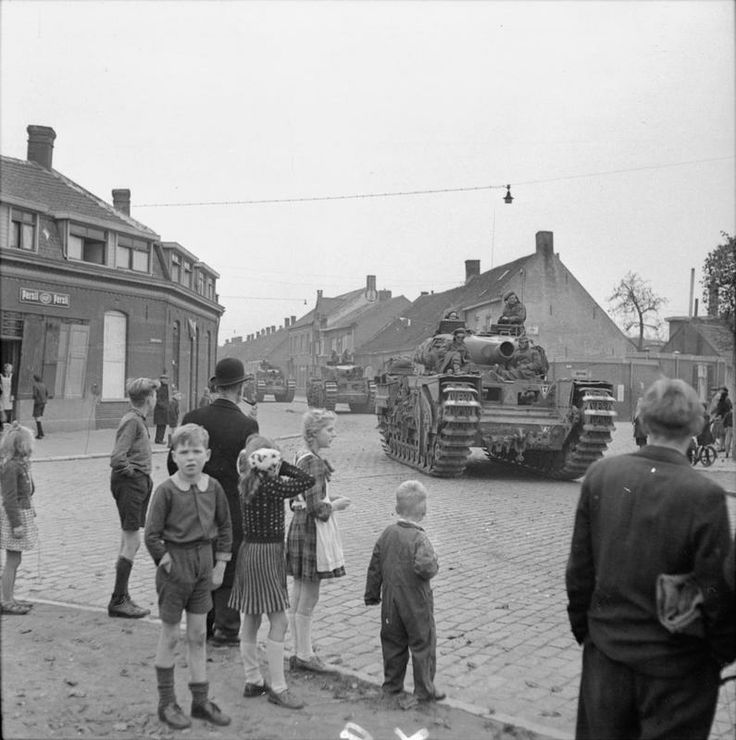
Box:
[364,480,444,705]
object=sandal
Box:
[1,601,31,615]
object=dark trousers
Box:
[206,550,240,639]
[380,590,437,699]
[576,640,720,740]
[154,424,166,444]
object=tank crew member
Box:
[507,336,547,379]
[498,291,526,326]
[439,328,471,375]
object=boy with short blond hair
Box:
[144,423,233,730]
[364,480,444,705]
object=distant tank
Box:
[307,361,376,413]
[250,361,295,403]
[374,323,616,480]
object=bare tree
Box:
[608,272,667,351]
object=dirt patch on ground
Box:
[1,603,548,740]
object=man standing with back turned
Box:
[170,358,258,645]
[566,378,735,739]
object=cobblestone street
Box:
[12,400,736,738]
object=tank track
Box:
[324,381,338,411]
[380,382,479,478]
[517,387,616,480]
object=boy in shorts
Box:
[144,423,233,729]
[109,377,159,618]
[364,480,444,707]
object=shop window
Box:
[116,235,150,272]
[10,209,37,251]
[68,224,106,265]
[102,311,127,400]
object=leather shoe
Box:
[209,630,240,647]
[243,682,267,697]
[418,689,446,702]
[158,703,191,730]
[191,700,231,726]
[290,654,330,673]
[108,596,150,619]
[267,688,304,709]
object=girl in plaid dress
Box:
[230,435,314,709]
[286,409,351,672]
[0,423,38,615]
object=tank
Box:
[249,361,295,403]
[374,325,616,480]
[307,362,376,413]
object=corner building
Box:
[0,125,223,430]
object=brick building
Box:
[0,125,223,430]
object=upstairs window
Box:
[207,279,215,300]
[68,223,106,264]
[197,272,204,295]
[182,260,192,288]
[171,254,181,283]
[116,235,150,272]
[10,208,37,251]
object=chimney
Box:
[378,290,392,300]
[465,259,480,284]
[366,275,377,294]
[271,325,276,334]
[290,315,296,325]
[284,317,290,328]
[535,231,554,258]
[112,189,131,216]
[317,289,323,299]
[27,125,56,169]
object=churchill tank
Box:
[374,323,616,480]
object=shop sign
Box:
[19,287,70,308]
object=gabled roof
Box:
[663,317,735,357]
[0,155,158,239]
[359,253,537,354]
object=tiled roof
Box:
[358,253,537,353]
[690,318,735,356]
[0,155,158,238]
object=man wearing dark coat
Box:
[153,374,170,444]
[167,357,258,645]
[566,378,735,739]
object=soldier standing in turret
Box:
[498,291,526,326]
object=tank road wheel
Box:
[324,381,338,411]
[550,388,616,480]
[285,381,296,403]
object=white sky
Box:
[1,0,734,342]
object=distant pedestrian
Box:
[32,374,49,439]
[724,406,733,458]
[166,390,180,445]
[198,387,212,408]
[171,357,259,646]
[0,423,38,615]
[566,378,736,740]
[230,435,315,709]
[286,408,350,672]
[364,480,444,706]
[108,377,159,619]
[710,387,732,452]
[1,363,15,425]
[144,423,232,730]
[153,374,170,445]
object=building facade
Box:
[0,125,223,430]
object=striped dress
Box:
[285,451,346,581]
[229,461,314,615]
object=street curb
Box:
[25,597,572,740]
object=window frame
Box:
[67,222,107,265]
[10,208,38,252]
[115,234,150,273]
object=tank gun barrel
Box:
[464,335,516,366]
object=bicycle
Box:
[687,437,718,467]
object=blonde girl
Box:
[0,423,38,615]
[285,409,351,672]
[229,435,315,709]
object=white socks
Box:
[266,638,287,694]
[239,640,262,685]
[294,613,313,661]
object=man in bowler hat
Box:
[168,357,258,645]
